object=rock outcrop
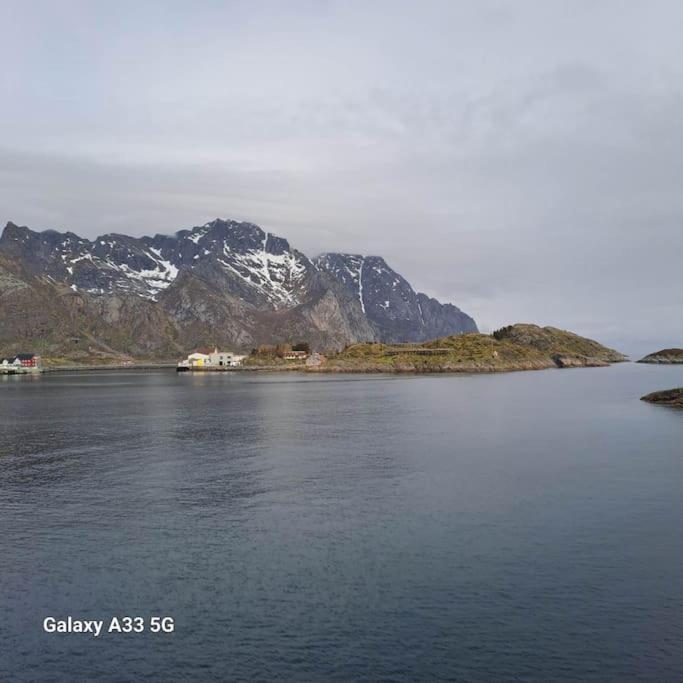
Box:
[492,324,627,363]
[638,349,683,364]
[550,354,609,368]
[641,388,683,407]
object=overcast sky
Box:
[1,0,681,355]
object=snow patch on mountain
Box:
[0,219,477,342]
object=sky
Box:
[1,0,681,355]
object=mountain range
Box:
[0,218,477,361]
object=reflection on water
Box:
[1,365,682,681]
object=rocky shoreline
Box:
[638,348,683,364]
[306,360,554,374]
[21,323,628,376]
[43,362,177,373]
[304,359,613,374]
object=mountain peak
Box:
[1,222,30,242]
[314,251,476,342]
[0,217,477,350]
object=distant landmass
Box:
[309,324,627,373]
[638,349,683,364]
[0,219,476,362]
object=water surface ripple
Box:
[1,364,682,681]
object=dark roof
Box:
[15,353,36,360]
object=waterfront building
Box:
[283,350,309,360]
[177,348,245,371]
[0,353,42,373]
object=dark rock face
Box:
[638,349,683,364]
[314,253,477,342]
[641,388,683,407]
[0,219,477,358]
[0,219,315,305]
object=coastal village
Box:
[176,344,318,371]
[176,347,248,371]
[1,344,323,373]
[1,353,42,374]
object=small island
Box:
[637,348,683,364]
[641,388,683,408]
[306,324,627,373]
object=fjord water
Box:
[1,365,682,681]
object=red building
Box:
[15,353,40,368]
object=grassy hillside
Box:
[492,324,627,362]
[315,324,626,373]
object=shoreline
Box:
[41,362,304,373]
[32,360,632,375]
[304,361,628,374]
[43,362,178,373]
[10,325,632,377]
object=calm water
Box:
[1,364,682,681]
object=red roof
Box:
[193,346,215,355]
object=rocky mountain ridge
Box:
[314,253,476,343]
[0,218,477,361]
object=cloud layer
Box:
[2,0,682,354]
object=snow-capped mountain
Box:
[315,253,477,342]
[1,219,314,305]
[0,218,477,359]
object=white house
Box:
[209,349,244,367]
[188,352,211,367]
[177,347,245,370]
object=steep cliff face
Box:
[314,253,477,342]
[0,219,476,360]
